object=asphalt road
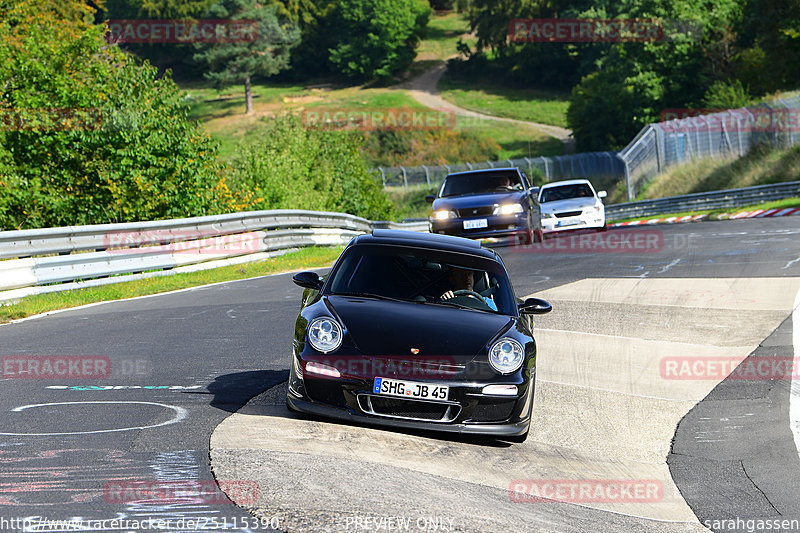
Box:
[1,217,799,532]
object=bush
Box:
[0,0,243,229]
[228,115,397,221]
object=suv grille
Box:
[457,206,494,217]
[358,394,460,422]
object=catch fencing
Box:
[374,152,624,191]
[618,95,800,200]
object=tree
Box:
[326,0,430,80]
[0,0,242,229]
[229,115,396,221]
[193,0,300,114]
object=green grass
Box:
[0,246,343,324]
[416,11,477,61]
[610,197,800,223]
[637,144,800,201]
[438,73,570,128]
[385,188,436,220]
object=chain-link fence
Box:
[618,94,800,200]
[373,152,623,191]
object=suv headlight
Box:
[493,203,524,216]
[432,210,457,220]
[488,337,525,374]
[542,212,557,219]
[308,317,343,353]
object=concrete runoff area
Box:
[210,277,800,532]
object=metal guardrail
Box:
[0,210,429,303]
[605,181,800,220]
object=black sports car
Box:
[286,229,552,441]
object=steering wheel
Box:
[453,289,484,300]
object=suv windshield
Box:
[540,184,594,202]
[325,244,516,314]
[440,171,524,197]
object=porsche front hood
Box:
[325,295,512,360]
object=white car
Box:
[538,179,607,233]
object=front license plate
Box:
[374,378,449,401]
[463,218,488,230]
[557,217,581,227]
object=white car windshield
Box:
[540,184,594,202]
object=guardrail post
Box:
[466,162,473,170]
[422,165,430,189]
[401,166,408,191]
[487,161,494,168]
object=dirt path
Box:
[403,61,574,144]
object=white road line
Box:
[658,259,681,274]
[784,257,800,270]
[791,289,800,459]
[0,401,187,436]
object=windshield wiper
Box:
[338,292,407,303]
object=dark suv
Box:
[427,168,543,243]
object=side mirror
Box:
[597,190,607,199]
[519,297,552,315]
[425,195,436,203]
[293,271,323,290]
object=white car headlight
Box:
[432,210,457,220]
[542,212,557,219]
[308,317,343,353]
[488,337,525,374]
[493,203,524,216]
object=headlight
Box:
[488,337,525,374]
[542,212,557,219]
[432,210,457,220]
[308,317,343,353]
[493,203,524,216]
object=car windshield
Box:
[540,183,594,202]
[325,244,517,315]
[440,171,524,197]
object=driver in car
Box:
[440,267,498,311]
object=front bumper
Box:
[286,393,531,437]
[287,362,534,438]
[542,211,605,232]
[430,214,530,240]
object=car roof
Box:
[355,229,498,260]
[444,167,521,178]
[540,179,594,189]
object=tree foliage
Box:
[326,0,431,80]
[0,0,242,229]
[463,0,800,151]
[193,0,300,112]
[229,115,396,221]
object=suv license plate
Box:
[463,219,488,230]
